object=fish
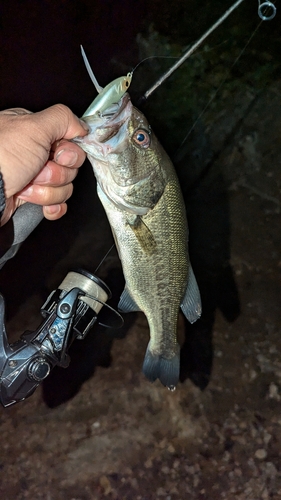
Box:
[74,92,202,389]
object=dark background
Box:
[1,2,281,498]
[0,0,279,397]
[0,0,279,113]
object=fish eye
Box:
[132,129,150,148]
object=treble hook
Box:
[258,0,277,20]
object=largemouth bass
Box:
[74,93,201,389]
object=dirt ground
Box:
[0,59,280,500]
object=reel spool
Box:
[59,269,111,316]
[44,269,123,337]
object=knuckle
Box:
[49,103,69,117]
[36,185,71,205]
[60,167,77,185]
[64,183,73,201]
[57,167,69,185]
[52,104,72,124]
[54,103,69,114]
[40,186,53,204]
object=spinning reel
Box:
[0,269,123,407]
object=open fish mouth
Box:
[103,93,131,119]
[73,94,132,157]
[89,92,131,122]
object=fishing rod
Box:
[79,0,277,276]
[173,0,277,153]
[141,0,277,102]
[258,0,276,20]
[80,1,276,112]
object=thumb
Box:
[34,104,89,142]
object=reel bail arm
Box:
[0,269,123,407]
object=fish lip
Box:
[73,94,132,156]
[92,94,131,145]
[82,93,131,122]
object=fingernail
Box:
[55,149,78,167]
[18,185,33,198]
[44,204,61,215]
[79,119,89,132]
[35,165,52,183]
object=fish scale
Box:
[74,93,202,389]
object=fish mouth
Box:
[86,92,131,124]
[95,94,131,141]
[106,93,131,119]
[97,93,130,120]
[73,94,131,157]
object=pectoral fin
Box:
[181,265,202,323]
[128,216,156,256]
[118,286,141,313]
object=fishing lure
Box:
[81,45,132,118]
[80,0,276,115]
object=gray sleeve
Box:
[0,171,44,269]
[0,203,44,269]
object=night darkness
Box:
[0,2,281,497]
[0,0,152,111]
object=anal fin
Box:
[118,286,141,313]
[181,265,202,324]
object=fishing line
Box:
[131,55,179,74]
[140,0,276,102]
[132,39,231,78]
[175,20,265,155]
[174,0,277,155]
[94,243,116,274]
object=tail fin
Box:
[142,341,180,389]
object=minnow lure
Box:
[81,45,132,118]
[80,0,276,114]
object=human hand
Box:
[0,104,88,225]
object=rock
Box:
[255,449,267,460]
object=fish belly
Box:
[97,177,189,388]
